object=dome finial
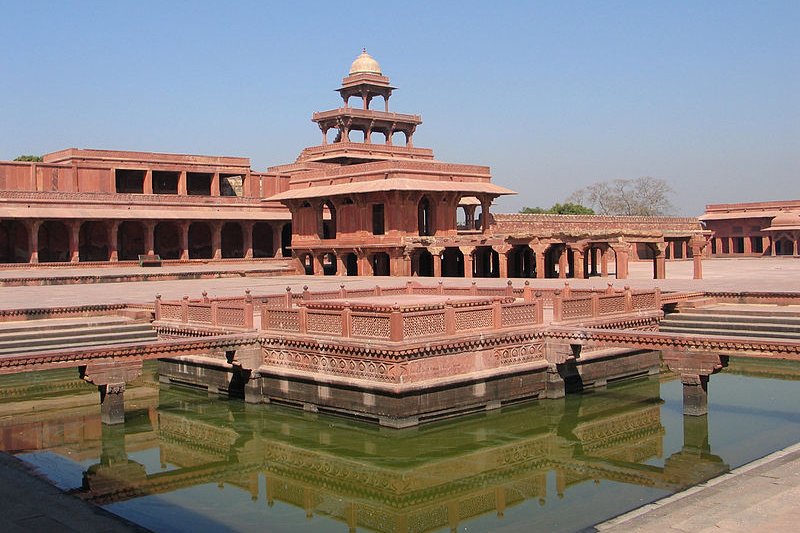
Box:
[350,49,382,75]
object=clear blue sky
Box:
[2,1,798,215]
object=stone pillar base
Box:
[100,382,126,425]
[682,374,709,416]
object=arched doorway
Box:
[321,201,337,239]
[507,245,535,278]
[418,197,434,236]
[344,253,358,276]
[473,246,499,277]
[413,249,434,276]
[221,222,243,258]
[301,253,314,275]
[118,221,145,261]
[38,221,70,262]
[323,252,337,275]
[188,222,212,259]
[281,223,292,257]
[252,222,274,258]
[775,237,794,256]
[79,221,110,262]
[154,222,181,260]
[372,252,390,276]
[0,221,28,263]
[442,248,464,277]
[544,245,563,278]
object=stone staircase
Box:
[660,304,800,340]
[0,316,158,356]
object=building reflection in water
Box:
[0,362,730,532]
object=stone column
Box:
[28,220,40,264]
[99,383,127,425]
[144,221,156,256]
[600,247,609,277]
[69,221,80,262]
[762,235,770,256]
[179,222,189,261]
[143,169,153,194]
[668,240,675,260]
[272,224,283,257]
[744,235,752,254]
[108,221,120,262]
[532,245,546,279]
[402,251,412,276]
[681,374,709,416]
[242,221,254,259]
[211,222,222,260]
[570,247,584,279]
[211,172,220,197]
[82,361,142,425]
[178,171,187,195]
[480,198,491,234]
[313,253,325,276]
[358,252,373,276]
[496,245,510,278]
[691,236,706,280]
[558,246,568,279]
[430,247,443,278]
[654,243,667,280]
[612,244,629,279]
[681,239,688,259]
[460,246,475,278]
[336,253,347,276]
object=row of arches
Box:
[0,220,292,263]
[296,195,490,242]
[296,243,626,279]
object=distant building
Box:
[700,200,800,257]
[0,51,709,278]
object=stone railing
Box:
[154,281,641,332]
[261,296,543,341]
[0,190,267,204]
[553,287,661,323]
[155,292,254,330]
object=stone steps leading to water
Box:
[660,305,800,340]
[0,317,157,356]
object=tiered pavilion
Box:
[268,50,705,280]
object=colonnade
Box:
[0,219,290,264]
[296,238,687,280]
[711,233,799,256]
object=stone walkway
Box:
[0,452,147,532]
[0,257,798,311]
[594,442,800,532]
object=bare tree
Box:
[567,177,674,216]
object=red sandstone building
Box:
[0,50,711,278]
[700,200,800,257]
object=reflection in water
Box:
[0,361,798,532]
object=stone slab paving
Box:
[0,452,148,532]
[594,442,800,532]
[0,257,798,311]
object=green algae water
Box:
[1,357,800,533]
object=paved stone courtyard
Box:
[0,257,798,311]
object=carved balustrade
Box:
[155,292,254,330]
[260,296,543,342]
[552,287,661,323]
